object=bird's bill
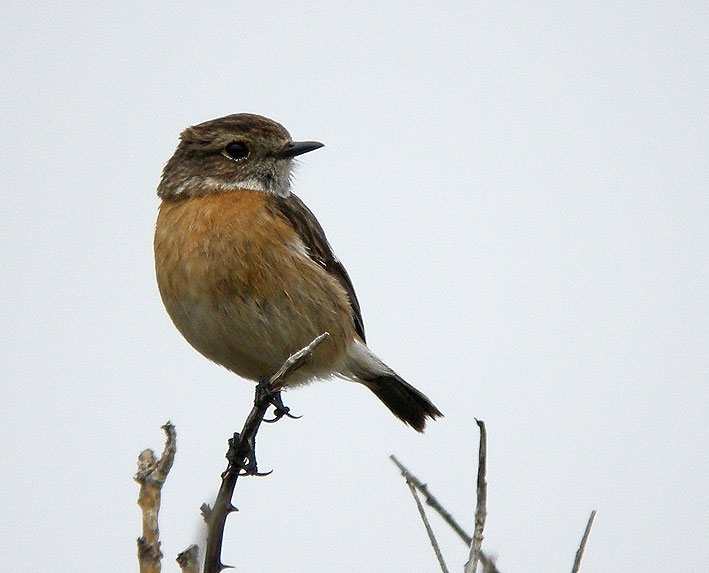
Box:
[273,140,324,159]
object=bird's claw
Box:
[263,407,301,423]
[238,468,273,477]
[257,378,301,423]
[224,431,272,477]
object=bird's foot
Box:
[257,377,302,423]
[224,431,272,477]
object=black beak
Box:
[273,140,324,159]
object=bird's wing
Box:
[274,193,366,342]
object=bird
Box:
[154,113,442,432]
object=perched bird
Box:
[154,114,442,431]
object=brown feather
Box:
[273,193,366,342]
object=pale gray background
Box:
[1,3,706,572]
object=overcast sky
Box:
[2,3,707,572]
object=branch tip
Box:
[136,424,179,572]
[465,419,491,573]
[571,509,597,573]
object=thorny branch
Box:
[202,333,330,573]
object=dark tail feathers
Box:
[362,374,442,432]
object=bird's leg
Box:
[257,377,301,423]
[223,378,301,477]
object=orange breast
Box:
[154,190,354,382]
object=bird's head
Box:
[157,113,323,200]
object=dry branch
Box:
[135,422,177,573]
[389,455,472,545]
[202,333,329,573]
[176,545,199,573]
[406,478,450,572]
[464,419,489,573]
[391,423,499,573]
[571,510,596,573]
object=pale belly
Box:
[161,279,351,384]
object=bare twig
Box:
[268,332,330,390]
[390,454,500,572]
[390,455,472,544]
[571,510,597,573]
[176,545,199,573]
[464,419,488,572]
[406,479,450,573]
[135,422,177,573]
[202,333,329,573]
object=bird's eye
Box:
[223,141,249,161]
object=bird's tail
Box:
[360,373,443,432]
[345,340,443,432]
